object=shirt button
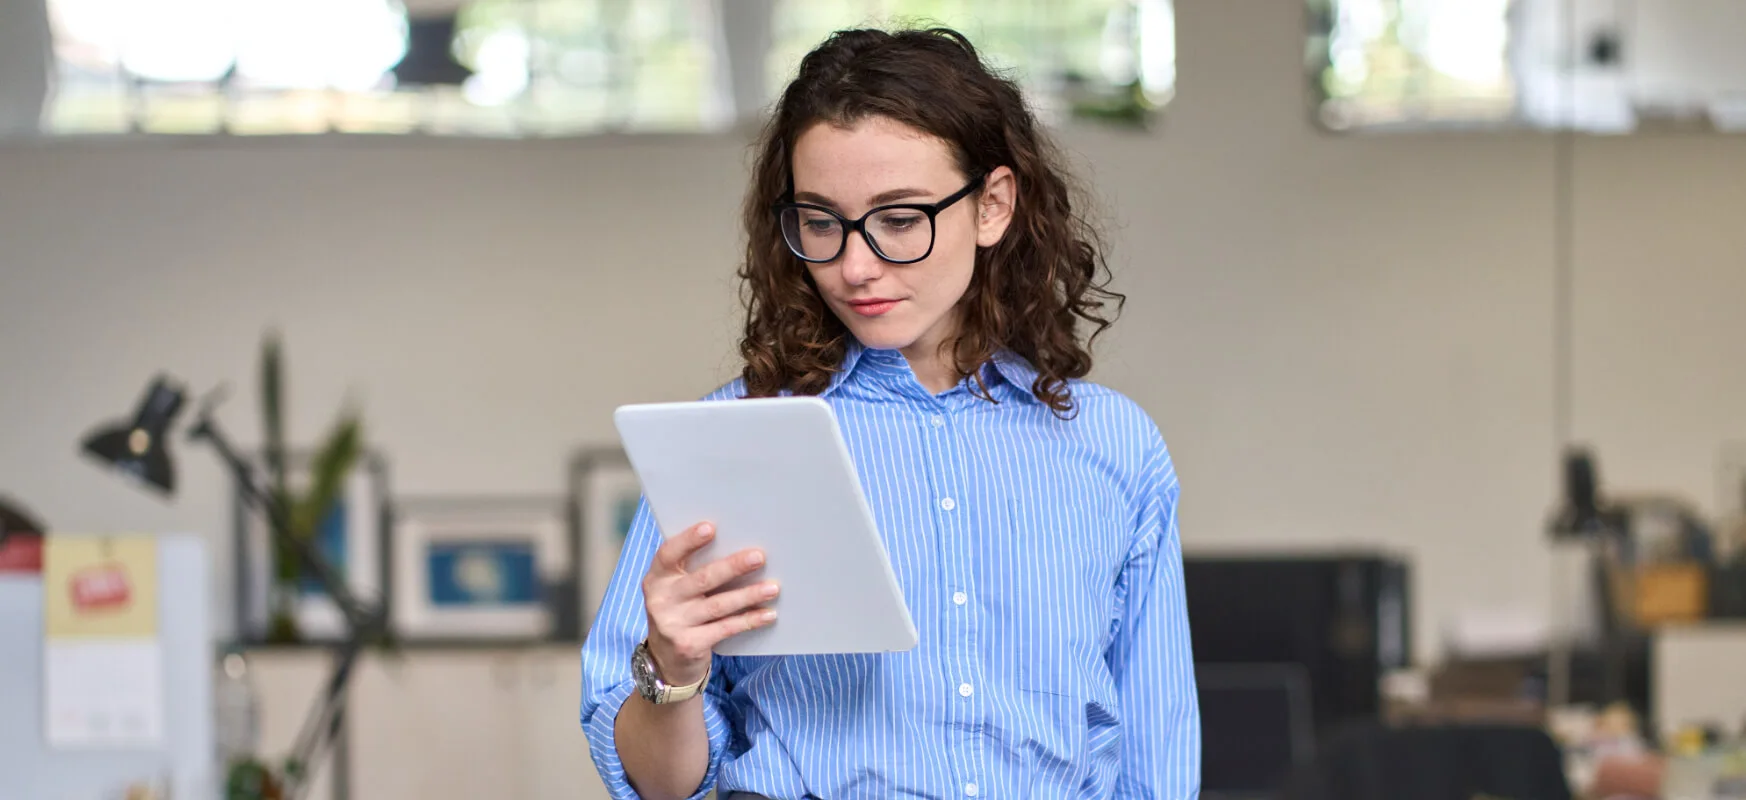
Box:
[952,591,967,606]
[958,682,973,697]
[939,497,957,511]
[931,415,946,427]
[965,783,979,797]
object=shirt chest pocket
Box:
[986,488,1130,696]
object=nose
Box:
[837,230,885,287]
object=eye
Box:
[879,214,924,232]
[798,211,840,236]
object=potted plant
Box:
[256,330,363,644]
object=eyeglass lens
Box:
[779,206,934,263]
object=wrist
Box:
[649,647,708,687]
[632,639,711,705]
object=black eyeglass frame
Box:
[771,173,986,265]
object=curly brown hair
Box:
[736,26,1124,417]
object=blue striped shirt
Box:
[580,341,1200,799]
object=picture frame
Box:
[385,492,569,642]
[388,496,569,643]
[232,449,392,645]
[567,447,644,636]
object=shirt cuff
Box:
[582,678,730,800]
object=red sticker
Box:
[69,564,132,611]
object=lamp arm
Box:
[282,628,370,800]
[185,407,379,634]
[185,403,385,800]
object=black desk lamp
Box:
[1546,446,1634,710]
[81,374,384,800]
[1549,447,1631,542]
[80,376,185,496]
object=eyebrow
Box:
[793,187,934,208]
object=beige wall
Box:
[2,1,1743,663]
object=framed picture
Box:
[568,447,644,635]
[389,496,569,642]
[232,450,391,644]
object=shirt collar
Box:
[821,338,1043,404]
[989,350,1042,401]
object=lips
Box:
[846,298,900,317]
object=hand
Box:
[641,522,779,687]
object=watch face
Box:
[632,644,663,702]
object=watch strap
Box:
[635,639,710,704]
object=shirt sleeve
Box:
[579,496,734,800]
[1107,436,1202,798]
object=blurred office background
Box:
[2,0,1745,798]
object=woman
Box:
[580,26,1199,800]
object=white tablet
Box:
[612,396,919,657]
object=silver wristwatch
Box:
[631,639,710,705]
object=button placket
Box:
[923,402,982,799]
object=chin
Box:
[842,319,922,353]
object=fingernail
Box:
[761,609,778,623]
[746,551,764,566]
[761,582,780,598]
[698,523,714,538]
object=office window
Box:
[42,0,722,137]
[1307,0,1516,131]
[1307,0,1746,133]
[29,0,1176,138]
[450,0,724,135]
[767,0,1176,127]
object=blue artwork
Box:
[297,499,349,597]
[426,541,539,607]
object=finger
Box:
[696,606,779,650]
[680,547,766,599]
[684,580,780,627]
[652,521,717,574]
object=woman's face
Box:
[789,116,1014,361]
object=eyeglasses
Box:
[772,174,984,265]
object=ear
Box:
[974,166,1017,249]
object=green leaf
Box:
[261,330,288,501]
[261,331,301,586]
[288,411,363,551]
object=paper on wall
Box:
[41,534,166,749]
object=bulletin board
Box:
[0,533,214,800]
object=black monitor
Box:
[1183,553,1411,738]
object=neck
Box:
[900,329,960,395]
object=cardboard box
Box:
[1628,564,1708,626]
